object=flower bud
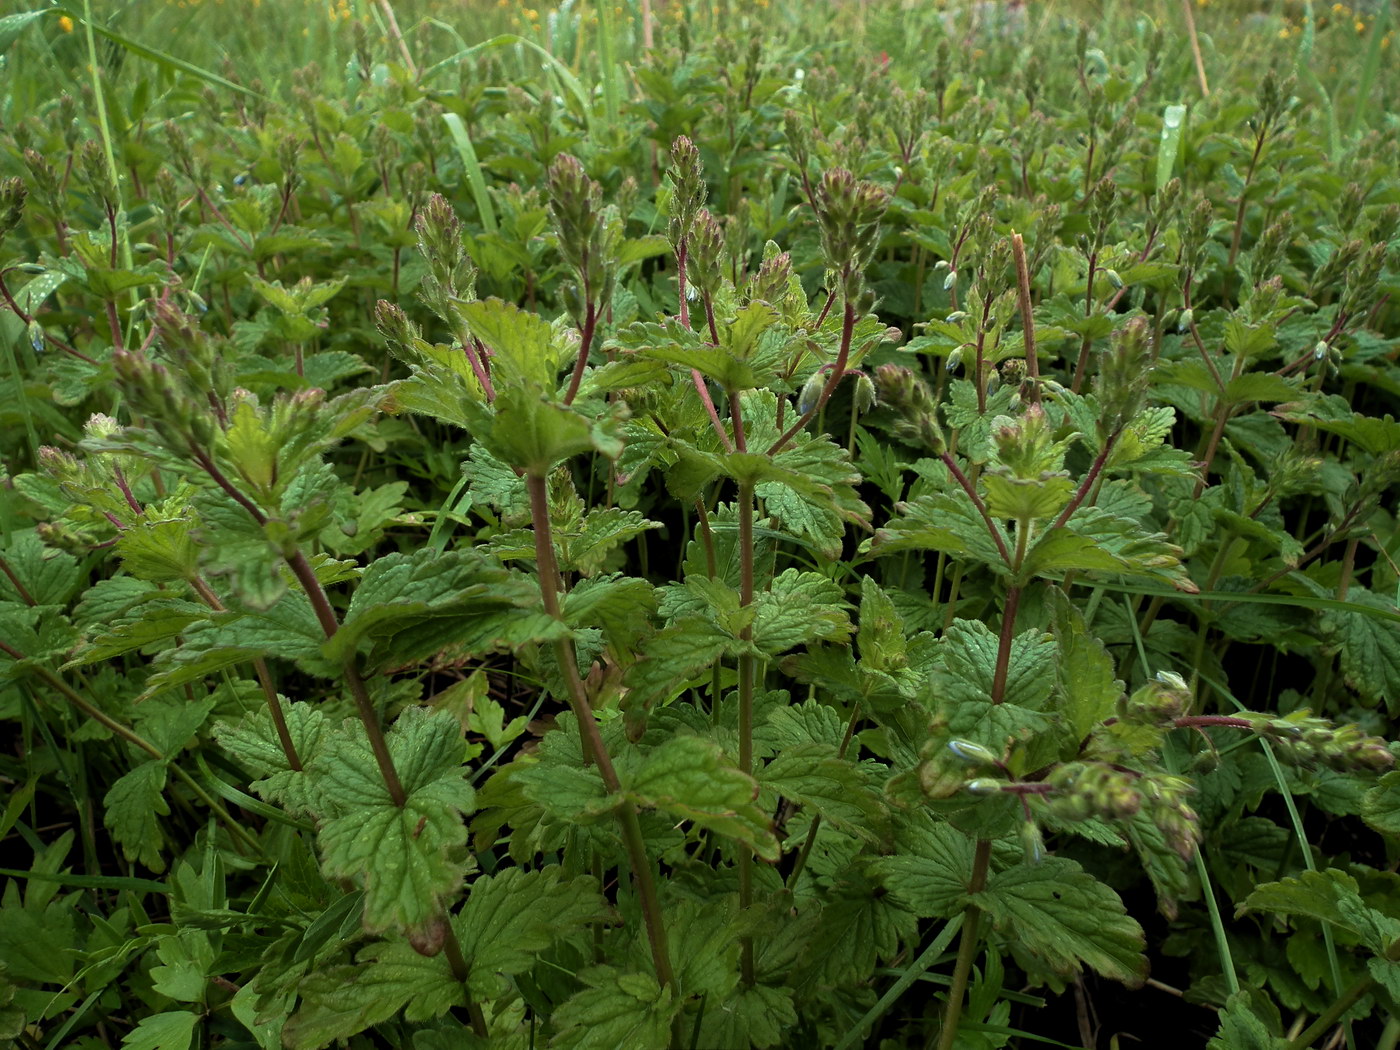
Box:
[1019,821,1046,864]
[797,369,827,415]
[947,739,999,767]
[852,373,877,415]
[0,177,26,245]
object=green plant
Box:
[2,2,1399,1048]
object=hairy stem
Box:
[737,478,757,986]
[526,472,676,992]
[563,299,598,406]
[934,839,991,1050]
[283,547,407,806]
[188,575,301,772]
[1011,233,1039,402]
[442,922,490,1038]
[767,300,857,456]
[940,452,1012,568]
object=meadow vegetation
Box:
[1,1,1399,1047]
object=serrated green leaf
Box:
[142,596,326,697]
[857,576,908,672]
[150,930,215,1002]
[104,762,170,872]
[550,965,678,1050]
[938,619,1057,752]
[214,701,329,816]
[1363,771,1400,837]
[0,530,81,606]
[757,482,846,559]
[456,867,610,998]
[974,857,1147,984]
[315,709,475,934]
[330,547,558,668]
[752,569,852,655]
[67,596,205,666]
[1223,371,1300,405]
[625,735,778,860]
[480,385,621,475]
[460,298,560,389]
[762,742,889,844]
[114,516,201,582]
[1048,590,1121,741]
[509,717,616,823]
[1241,868,1400,954]
[563,574,657,655]
[281,956,443,1050]
[119,1010,199,1050]
[139,695,217,757]
[757,699,848,753]
[1319,586,1400,710]
[869,814,975,917]
[697,982,797,1050]
[868,492,1011,573]
[1206,991,1287,1050]
[1022,506,1194,591]
[983,473,1074,523]
[622,616,735,713]
[562,508,662,576]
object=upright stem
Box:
[1180,0,1210,97]
[940,520,1024,1048]
[1228,129,1267,269]
[189,575,301,772]
[563,300,598,406]
[989,587,1022,706]
[934,839,991,1050]
[284,548,407,807]
[1011,233,1039,402]
[526,473,676,993]
[737,478,757,986]
[767,301,857,456]
[442,924,490,1038]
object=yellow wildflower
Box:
[58,14,74,31]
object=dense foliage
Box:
[2,1,1399,1047]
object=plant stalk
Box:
[525,472,676,993]
[737,478,757,986]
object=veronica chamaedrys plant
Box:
[3,7,1400,1048]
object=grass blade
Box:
[51,4,267,99]
[1349,0,1391,138]
[0,866,169,894]
[833,915,964,1050]
[422,34,592,128]
[441,113,498,234]
[596,0,623,129]
[1157,104,1187,191]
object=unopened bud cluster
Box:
[415,193,477,320]
[1254,712,1395,773]
[873,364,943,452]
[547,153,618,321]
[813,168,888,302]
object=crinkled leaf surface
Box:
[549,965,677,1050]
[624,735,778,861]
[973,857,1147,985]
[315,709,475,934]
